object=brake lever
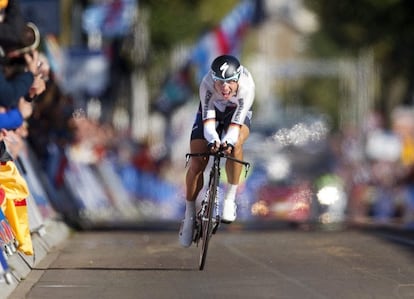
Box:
[185,154,190,167]
[244,162,251,177]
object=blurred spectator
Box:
[0,0,46,161]
[133,139,159,174]
[0,97,32,129]
[392,107,414,227]
[0,0,25,51]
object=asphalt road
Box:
[10,225,414,299]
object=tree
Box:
[305,0,414,124]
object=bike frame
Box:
[185,150,250,270]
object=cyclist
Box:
[179,54,255,247]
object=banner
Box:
[63,47,110,97]
[82,0,137,38]
[5,198,33,255]
[0,161,33,255]
[0,161,30,206]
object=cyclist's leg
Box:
[225,124,250,185]
[181,140,208,244]
[180,110,209,247]
[186,105,209,203]
[222,108,251,185]
[180,140,208,247]
[222,124,250,222]
[186,139,209,202]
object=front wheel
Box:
[198,170,218,270]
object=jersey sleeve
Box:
[199,76,220,143]
[222,68,255,145]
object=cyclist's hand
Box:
[221,141,234,155]
[208,140,220,153]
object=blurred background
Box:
[19,0,414,230]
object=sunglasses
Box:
[211,73,240,83]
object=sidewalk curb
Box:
[0,219,71,299]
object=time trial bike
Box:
[185,147,250,270]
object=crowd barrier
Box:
[0,143,71,299]
[0,139,185,298]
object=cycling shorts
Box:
[190,103,252,140]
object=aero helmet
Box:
[211,55,241,81]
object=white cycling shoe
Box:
[179,216,195,247]
[222,200,237,223]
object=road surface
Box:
[10,225,414,299]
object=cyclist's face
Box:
[214,79,238,100]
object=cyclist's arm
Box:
[199,77,220,144]
[203,118,219,144]
[222,73,255,146]
[222,123,242,147]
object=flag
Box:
[153,63,193,116]
[82,0,138,38]
[154,0,265,115]
[190,0,261,82]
